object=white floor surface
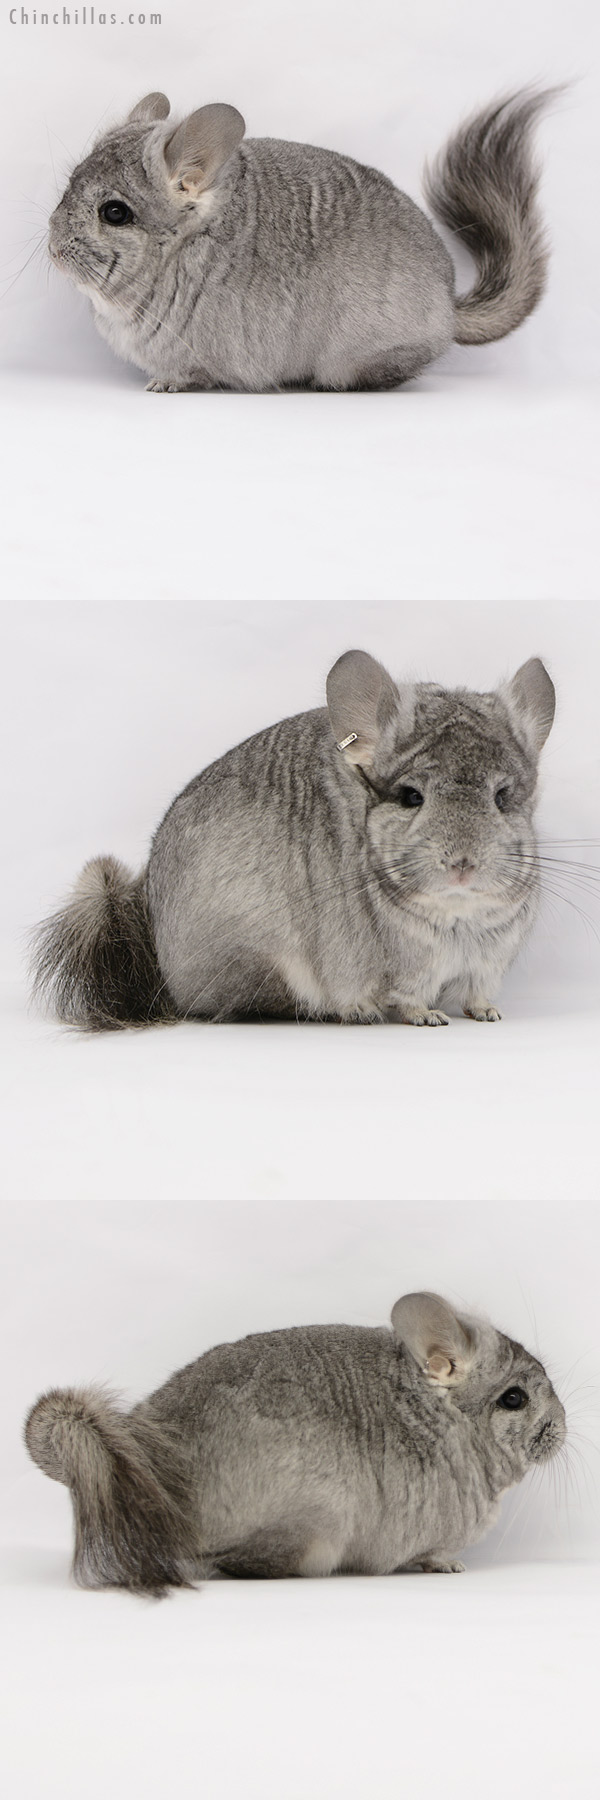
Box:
[1,1552,597,1799]
[2,977,597,1201]
[2,368,598,603]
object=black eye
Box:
[497,1387,528,1410]
[99,200,134,227]
[495,786,510,812]
[397,786,424,809]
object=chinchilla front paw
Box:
[393,1003,450,1027]
[146,369,216,392]
[463,1004,502,1022]
[400,1555,466,1574]
[146,378,188,393]
[419,1557,466,1574]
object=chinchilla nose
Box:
[450,857,476,877]
[447,857,477,886]
[48,209,60,253]
[48,201,66,251]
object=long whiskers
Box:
[0,230,48,301]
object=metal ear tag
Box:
[336,732,359,752]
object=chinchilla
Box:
[47,87,557,392]
[31,651,555,1032]
[25,1291,566,1594]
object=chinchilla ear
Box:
[127,93,171,124]
[391,1292,475,1388]
[164,104,246,195]
[326,650,414,770]
[502,657,556,755]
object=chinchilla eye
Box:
[495,785,510,811]
[99,200,134,227]
[396,786,424,809]
[497,1386,528,1410]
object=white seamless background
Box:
[1,598,598,1204]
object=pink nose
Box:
[449,858,476,884]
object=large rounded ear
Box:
[391,1292,475,1388]
[501,657,556,755]
[326,650,414,770]
[164,104,246,196]
[127,93,171,124]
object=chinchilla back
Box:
[146,709,367,1020]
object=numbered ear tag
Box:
[336,732,358,751]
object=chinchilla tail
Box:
[30,854,175,1031]
[24,1387,198,1594]
[424,88,560,344]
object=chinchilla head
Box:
[48,93,245,300]
[327,650,555,919]
[392,1292,566,1480]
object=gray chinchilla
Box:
[31,651,556,1030]
[25,1291,566,1594]
[48,87,556,392]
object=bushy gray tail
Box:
[30,854,175,1031]
[425,88,559,344]
[25,1387,198,1594]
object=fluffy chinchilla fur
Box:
[25,1291,566,1594]
[47,87,557,392]
[30,652,555,1032]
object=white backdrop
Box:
[1,599,598,1203]
[1,1199,598,1800]
[0,0,599,600]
